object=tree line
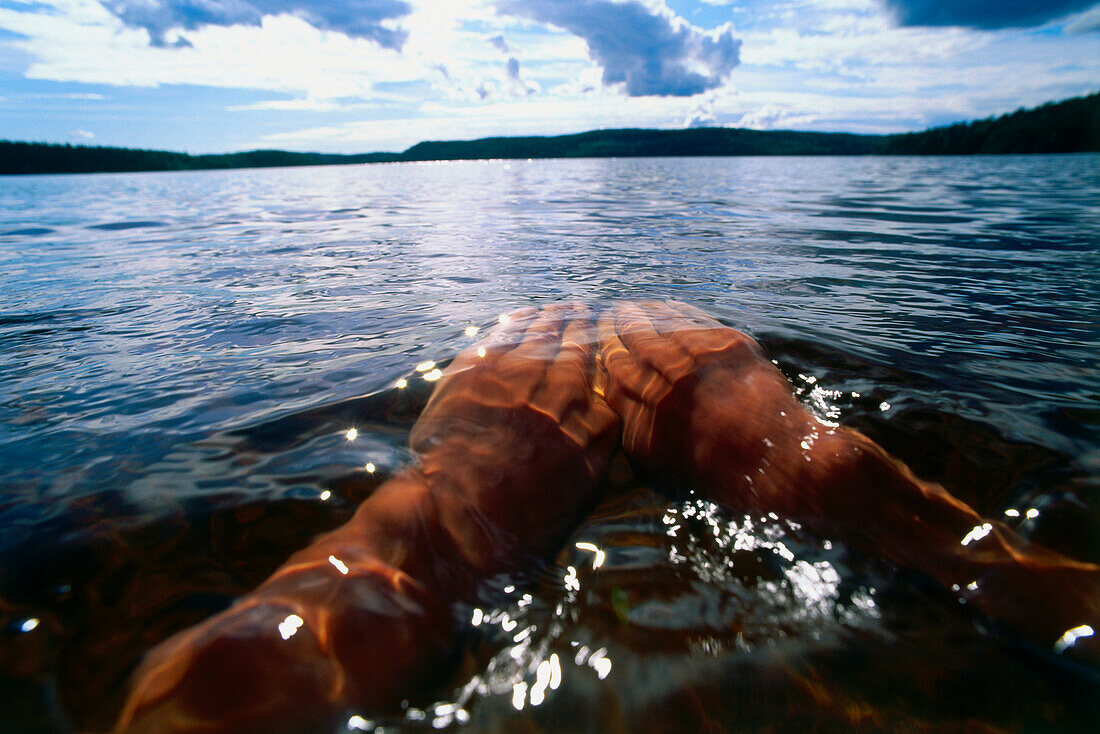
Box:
[2,92,1096,175]
[0,144,398,175]
[880,92,1100,154]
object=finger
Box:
[481,305,568,403]
[613,302,697,384]
[657,300,723,331]
[533,304,596,427]
[445,306,538,376]
[556,303,595,379]
[593,348,609,401]
[597,310,670,413]
[565,312,622,460]
[597,321,658,457]
[597,310,639,404]
[415,305,573,443]
[603,299,716,343]
[618,299,702,336]
[417,307,541,430]
[653,301,766,368]
[561,302,593,351]
[506,303,570,365]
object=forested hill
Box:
[2,92,1097,175]
[880,93,1100,154]
[407,92,1099,159]
[400,127,880,160]
[0,145,400,176]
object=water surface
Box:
[1,155,1098,732]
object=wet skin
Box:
[115,304,619,734]
[117,300,1098,733]
[597,300,1099,661]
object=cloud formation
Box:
[878,0,1099,30]
[1067,5,1100,32]
[100,0,411,48]
[496,0,740,96]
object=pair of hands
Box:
[118,300,796,734]
[118,301,1099,734]
[411,300,818,522]
[418,302,1100,665]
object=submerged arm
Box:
[116,305,619,734]
[598,300,1099,661]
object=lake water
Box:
[1,155,1098,732]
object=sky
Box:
[0,0,1098,153]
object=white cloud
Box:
[724,0,1100,131]
[0,0,1097,152]
[4,3,420,97]
[99,0,412,49]
[226,98,345,112]
[1066,4,1100,33]
[399,0,590,103]
[497,0,741,96]
[260,90,723,150]
[684,101,717,127]
[739,20,984,72]
[23,91,107,100]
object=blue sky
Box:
[1,0,1097,153]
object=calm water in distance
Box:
[1,156,1098,731]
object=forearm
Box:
[116,471,458,733]
[829,434,1099,655]
[118,303,619,732]
[119,418,609,733]
[408,404,613,578]
[696,416,1099,656]
[599,300,1100,660]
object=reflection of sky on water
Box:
[1,156,1097,732]
[3,159,1095,493]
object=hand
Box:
[116,303,620,733]
[410,303,621,575]
[597,299,833,515]
[597,300,1100,660]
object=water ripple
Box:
[0,155,1097,731]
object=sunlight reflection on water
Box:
[1,156,1098,732]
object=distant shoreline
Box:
[2,92,1096,176]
